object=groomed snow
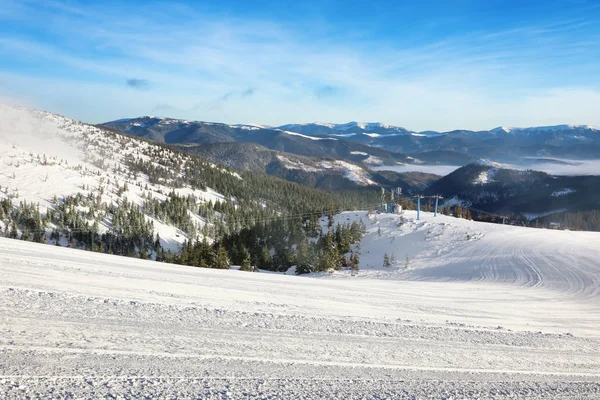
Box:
[1,211,600,398]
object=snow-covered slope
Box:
[275,155,377,185]
[0,105,228,250]
[324,210,600,301]
[1,224,600,398]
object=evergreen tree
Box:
[383,253,391,267]
[215,246,230,269]
[464,208,473,220]
[453,205,463,218]
[295,240,312,275]
[239,246,253,272]
[199,238,215,268]
[258,245,272,270]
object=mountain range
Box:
[97,115,600,223]
[101,118,600,165]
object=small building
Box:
[549,222,561,230]
[380,203,403,214]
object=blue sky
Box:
[1,0,599,130]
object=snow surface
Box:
[230,123,269,130]
[349,151,384,165]
[473,167,498,184]
[1,211,600,398]
[320,160,376,185]
[362,132,381,138]
[281,130,337,141]
[363,155,383,165]
[275,155,320,172]
[276,156,376,186]
[551,188,575,197]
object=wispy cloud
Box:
[1,0,600,129]
[241,87,256,97]
[126,78,149,90]
[314,85,340,99]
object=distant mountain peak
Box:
[491,124,600,134]
[472,158,504,168]
[491,126,512,134]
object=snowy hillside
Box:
[0,105,230,251]
[324,210,600,301]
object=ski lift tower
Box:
[394,187,403,214]
[432,195,443,217]
[380,187,387,213]
[414,195,425,220]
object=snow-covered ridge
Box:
[277,121,415,135]
[473,158,504,168]
[230,123,270,130]
[0,104,232,251]
[492,124,600,134]
[106,116,600,139]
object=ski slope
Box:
[331,211,600,303]
[1,211,600,398]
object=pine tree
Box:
[10,222,18,239]
[258,245,271,270]
[295,240,312,275]
[215,246,230,269]
[240,246,253,272]
[453,205,463,218]
[465,208,473,220]
[199,238,215,268]
[383,253,391,267]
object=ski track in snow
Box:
[2,210,600,399]
[331,211,600,303]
